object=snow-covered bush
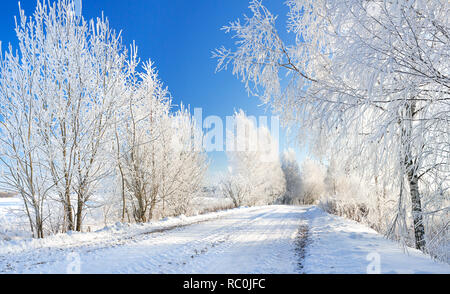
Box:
[298,158,326,205]
[220,172,250,208]
[317,158,449,264]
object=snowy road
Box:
[0,206,306,274]
[0,205,449,274]
[75,205,305,274]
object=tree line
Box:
[0,0,209,237]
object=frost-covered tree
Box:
[215,0,449,252]
[223,110,285,206]
[280,149,302,204]
[0,0,133,233]
[156,105,208,218]
[0,0,131,235]
[113,62,208,222]
[114,61,171,223]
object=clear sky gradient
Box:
[0,0,308,184]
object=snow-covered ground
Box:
[0,205,448,274]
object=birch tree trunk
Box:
[402,101,426,251]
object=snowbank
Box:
[303,206,450,274]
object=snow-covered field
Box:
[0,204,448,274]
[0,197,30,241]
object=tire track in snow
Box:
[294,223,311,273]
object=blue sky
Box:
[0,0,308,183]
